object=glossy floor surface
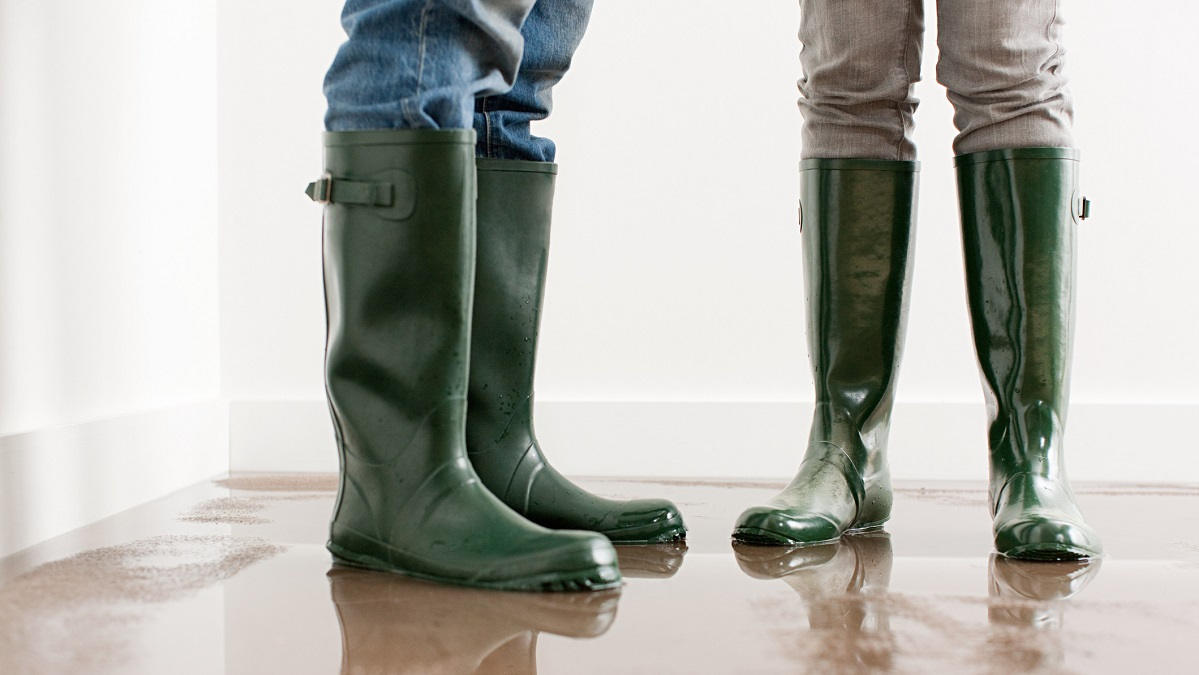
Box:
[2,476,1198,674]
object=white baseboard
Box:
[0,401,228,559]
[228,399,1199,484]
[230,400,336,473]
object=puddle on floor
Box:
[0,535,284,674]
[2,474,1198,674]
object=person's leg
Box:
[311,1,621,589]
[472,0,593,160]
[939,1,1101,559]
[324,0,534,131]
[798,0,925,160]
[733,1,923,546]
[936,0,1074,154]
[464,0,687,544]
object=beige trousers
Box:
[798,0,1074,159]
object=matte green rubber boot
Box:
[311,130,620,591]
[957,147,1103,561]
[466,158,686,544]
[733,159,918,546]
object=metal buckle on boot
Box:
[1070,192,1091,223]
[307,171,334,204]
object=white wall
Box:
[220,0,1199,403]
[216,1,342,401]
[0,1,226,557]
[0,0,1189,556]
[538,1,1199,407]
[0,0,222,436]
[216,1,1199,481]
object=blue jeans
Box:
[324,0,594,162]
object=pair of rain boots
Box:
[734,149,1103,561]
[310,129,685,591]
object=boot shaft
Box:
[731,161,916,545]
[956,148,1082,482]
[320,129,477,499]
[466,159,557,460]
[800,159,919,443]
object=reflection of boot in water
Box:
[986,554,1101,671]
[615,541,689,579]
[735,533,895,672]
[328,566,619,675]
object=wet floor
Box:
[2,475,1198,674]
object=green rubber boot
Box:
[733,159,918,546]
[957,147,1103,561]
[466,159,686,544]
[310,130,620,591]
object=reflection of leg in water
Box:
[736,533,895,672]
[614,541,689,580]
[328,566,620,674]
[985,554,1102,671]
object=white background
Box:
[2,1,1197,479]
[219,0,1199,407]
[0,2,221,436]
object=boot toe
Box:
[601,498,687,544]
[489,531,623,591]
[732,507,843,547]
[995,515,1103,561]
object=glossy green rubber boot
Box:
[311,130,620,591]
[466,159,686,544]
[733,159,918,546]
[957,147,1103,561]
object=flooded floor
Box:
[2,475,1198,674]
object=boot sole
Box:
[605,515,688,545]
[730,522,886,547]
[999,543,1099,562]
[327,542,622,593]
